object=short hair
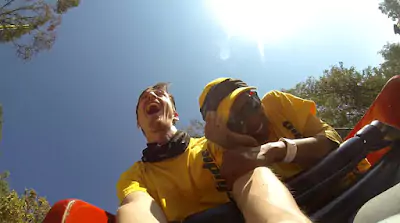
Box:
[135,82,177,128]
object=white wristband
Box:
[279,138,298,163]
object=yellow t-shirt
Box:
[116,137,230,222]
[261,90,371,179]
[117,90,371,221]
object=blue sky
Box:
[0,0,397,214]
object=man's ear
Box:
[174,111,179,121]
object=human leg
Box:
[231,167,311,223]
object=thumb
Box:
[226,131,259,147]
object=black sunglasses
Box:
[226,91,262,134]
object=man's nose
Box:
[144,91,157,100]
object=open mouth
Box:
[146,103,161,115]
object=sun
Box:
[206,0,315,59]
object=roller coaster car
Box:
[43,76,400,223]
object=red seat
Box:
[344,75,400,165]
[43,199,115,223]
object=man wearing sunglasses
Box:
[116,82,311,223]
[199,77,371,187]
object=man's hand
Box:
[258,141,287,165]
[204,112,259,148]
[220,141,287,189]
[220,148,263,189]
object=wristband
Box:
[279,137,298,163]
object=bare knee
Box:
[231,167,274,199]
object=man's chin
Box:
[149,119,173,131]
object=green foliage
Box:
[0,171,10,197]
[57,0,80,14]
[0,0,80,61]
[379,0,400,21]
[0,105,51,222]
[379,42,400,77]
[0,171,51,223]
[0,0,60,60]
[284,62,388,128]
[283,42,399,128]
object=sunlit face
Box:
[137,88,177,135]
[228,90,268,139]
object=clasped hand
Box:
[204,112,286,189]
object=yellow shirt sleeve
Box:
[116,162,148,204]
[264,90,342,145]
[303,114,343,145]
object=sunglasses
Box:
[227,91,262,134]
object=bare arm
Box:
[295,135,338,165]
[278,114,341,168]
[272,134,338,168]
[117,192,168,223]
[232,167,312,223]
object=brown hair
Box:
[135,82,177,128]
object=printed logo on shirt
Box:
[201,149,228,192]
[282,121,303,139]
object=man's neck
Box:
[147,126,178,145]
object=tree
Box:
[0,0,80,61]
[379,42,400,77]
[56,0,80,14]
[0,171,51,223]
[0,105,50,222]
[284,40,400,128]
[0,171,9,197]
[379,0,400,21]
[284,62,388,128]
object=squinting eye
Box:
[154,90,166,97]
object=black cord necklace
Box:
[141,131,191,163]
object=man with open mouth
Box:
[115,82,311,223]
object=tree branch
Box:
[0,0,16,11]
[0,5,37,18]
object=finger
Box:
[240,147,261,160]
[215,114,224,127]
[205,111,217,124]
[204,113,216,134]
[227,131,259,147]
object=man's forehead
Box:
[138,86,167,101]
